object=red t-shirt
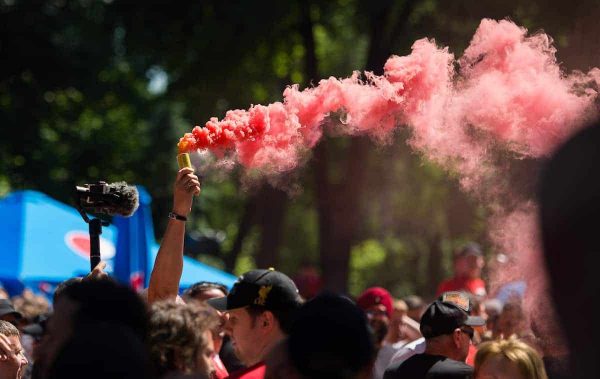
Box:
[213,355,229,379]
[466,344,477,366]
[227,362,266,379]
[436,277,487,297]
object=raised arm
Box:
[147,168,200,303]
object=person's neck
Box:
[248,329,286,366]
[424,341,462,362]
[384,330,401,344]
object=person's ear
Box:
[261,311,276,331]
[452,329,462,347]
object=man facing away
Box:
[384,292,485,379]
[207,269,302,379]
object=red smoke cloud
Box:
[179,19,598,177]
[179,19,599,344]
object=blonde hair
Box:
[475,338,548,379]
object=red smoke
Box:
[178,19,598,176]
[179,19,599,343]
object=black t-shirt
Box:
[383,353,473,379]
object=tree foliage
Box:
[1,0,598,298]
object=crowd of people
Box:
[0,122,598,379]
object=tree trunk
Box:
[304,0,418,293]
[224,198,256,272]
[255,184,288,268]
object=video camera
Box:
[75,181,139,217]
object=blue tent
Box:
[0,189,236,295]
[148,244,238,289]
[113,186,237,290]
[0,190,118,294]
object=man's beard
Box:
[369,319,389,346]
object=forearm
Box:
[147,218,186,303]
[147,167,200,304]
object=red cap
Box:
[356,287,393,319]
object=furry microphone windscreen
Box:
[108,182,139,217]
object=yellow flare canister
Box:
[177,153,193,169]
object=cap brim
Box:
[464,316,486,327]
[206,296,229,311]
[0,311,22,320]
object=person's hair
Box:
[53,277,83,303]
[59,278,149,341]
[402,295,424,310]
[393,299,408,313]
[46,322,154,379]
[475,338,548,379]
[288,293,375,378]
[148,301,219,376]
[12,292,50,321]
[246,302,301,335]
[182,281,228,301]
[0,320,19,337]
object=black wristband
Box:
[168,211,188,222]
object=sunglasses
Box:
[459,327,475,340]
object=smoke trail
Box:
[180,19,599,347]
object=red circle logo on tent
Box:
[64,231,116,260]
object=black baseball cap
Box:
[420,292,485,338]
[207,269,301,311]
[0,299,22,320]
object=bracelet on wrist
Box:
[168,211,188,222]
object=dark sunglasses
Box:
[459,327,474,340]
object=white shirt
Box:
[387,337,426,368]
[373,340,409,379]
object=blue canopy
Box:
[149,244,238,289]
[0,191,118,292]
[113,186,237,289]
[0,189,236,294]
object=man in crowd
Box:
[437,243,487,297]
[357,288,424,378]
[207,269,303,379]
[0,320,28,379]
[384,292,484,378]
[357,287,402,379]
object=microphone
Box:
[75,181,139,217]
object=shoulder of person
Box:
[429,357,473,375]
[384,353,435,377]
